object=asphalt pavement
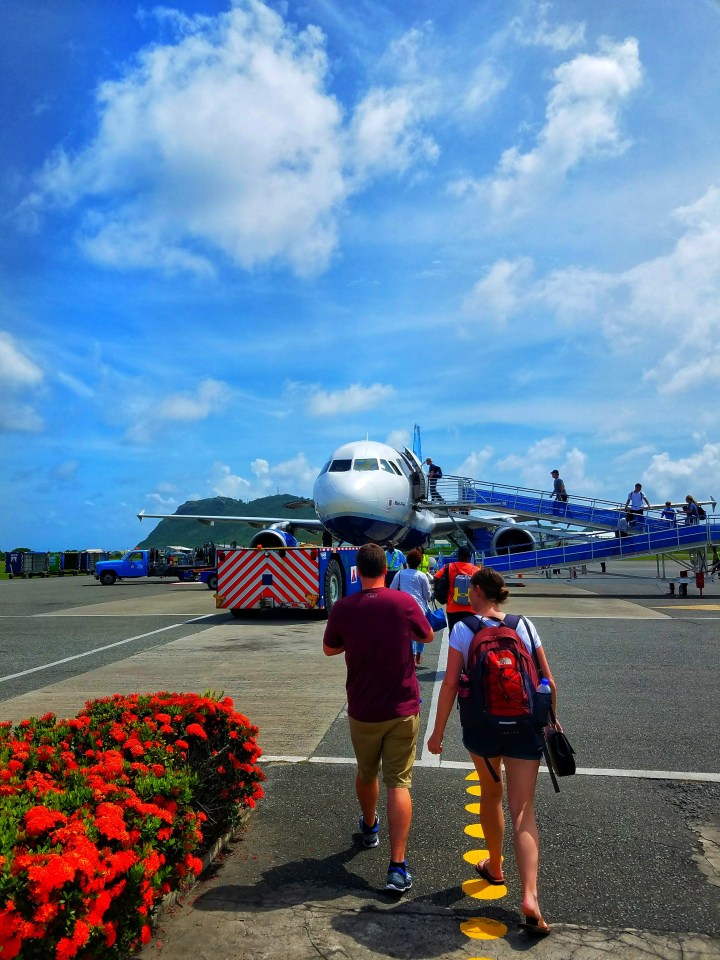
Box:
[1,562,719,959]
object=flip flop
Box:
[519,915,551,937]
[475,859,505,885]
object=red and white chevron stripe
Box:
[217,548,321,610]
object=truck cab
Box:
[95,550,150,585]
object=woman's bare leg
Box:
[503,756,544,921]
[469,753,505,881]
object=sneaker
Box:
[359,814,380,848]
[385,862,413,893]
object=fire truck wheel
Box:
[206,574,218,591]
[323,559,343,615]
[230,608,243,619]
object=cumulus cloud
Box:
[462,183,720,398]
[287,381,395,416]
[644,444,720,502]
[24,1,438,277]
[455,447,494,479]
[510,3,586,51]
[452,38,641,215]
[0,331,45,432]
[462,256,534,320]
[125,378,232,443]
[210,452,317,499]
[496,436,595,493]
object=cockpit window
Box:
[391,460,404,475]
[329,459,352,472]
[319,461,331,476]
[379,459,395,474]
[353,458,379,471]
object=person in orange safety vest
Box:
[433,545,481,630]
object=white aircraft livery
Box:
[138,438,517,552]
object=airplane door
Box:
[401,447,427,502]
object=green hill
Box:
[134,495,320,549]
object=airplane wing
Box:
[137,511,326,533]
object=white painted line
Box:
[259,754,720,782]
[0,615,215,684]
[420,627,450,767]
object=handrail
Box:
[424,474,710,532]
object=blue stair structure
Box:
[426,475,719,573]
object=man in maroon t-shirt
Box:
[323,543,433,894]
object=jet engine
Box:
[490,525,537,555]
[249,526,299,550]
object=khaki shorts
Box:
[348,714,420,789]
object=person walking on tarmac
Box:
[433,545,480,630]
[385,544,406,586]
[323,544,434,894]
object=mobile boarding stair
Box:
[424,475,719,574]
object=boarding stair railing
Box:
[479,516,720,574]
[422,474,697,533]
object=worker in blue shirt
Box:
[385,545,406,586]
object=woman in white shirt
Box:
[427,567,558,937]
[390,548,431,667]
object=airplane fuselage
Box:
[312,440,434,548]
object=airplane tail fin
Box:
[412,424,422,462]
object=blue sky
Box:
[2,0,720,549]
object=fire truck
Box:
[214,546,363,617]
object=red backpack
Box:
[458,614,546,744]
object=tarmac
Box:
[1,566,719,959]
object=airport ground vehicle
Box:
[95,546,217,587]
[214,546,362,617]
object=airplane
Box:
[137,438,558,555]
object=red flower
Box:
[23,805,67,836]
[185,723,208,740]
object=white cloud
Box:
[210,452,317,499]
[462,183,720,399]
[124,378,232,443]
[210,463,252,499]
[386,429,411,451]
[455,447,494,479]
[496,437,597,494]
[289,381,395,416]
[644,444,720,502]
[511,3,586,51]
[0,332,43,385]
[348,87,439,179]
[463,257,534,320]
[26,2,438,278]
[453,38,642,215]
[57,371,94,398]
[0,332,45,433]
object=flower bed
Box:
[0,692,264,959]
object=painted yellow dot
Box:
[462,878,508,900]
[459,917,508,940]
[464,822,485,838]
[466,784,482,796]
[463,849,489,865]
[466,770,479,781]
[465,802,481,815]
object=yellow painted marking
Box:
[466,784,482,796]
[460,917,508,939]
[463,849,489,865]
[465,802,481,815]
[466,770,479,781]
[462,878,507,900]
[653,604,720,610]
[464,823,485,838]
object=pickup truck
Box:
[95,548,217,589]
